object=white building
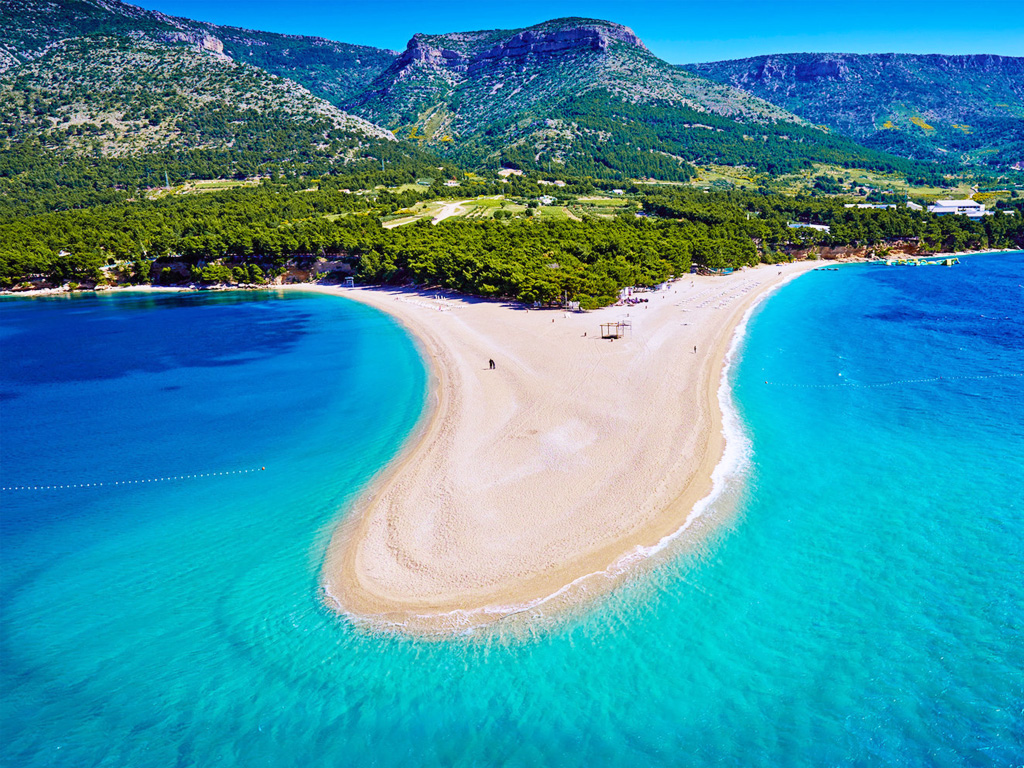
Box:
[788,222,831,232]
[927,199,992,218]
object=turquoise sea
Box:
[2,254,1022,767]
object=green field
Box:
[379,195,586,226]
[145,178,259,200]
[537,206,569,221]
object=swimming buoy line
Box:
[763,372,1023,389]
[1,467,266,493]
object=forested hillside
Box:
[342,18,933,179]
[687,53,1024,168]
[1,34,393,155]
[0,185,707,306]
[0,2,443,214]
[1,2,961,187]
[490,91,932,181]
[4,180,1021,303]
[0,0,398,101]
[642,187,1024,255]
[2,1,1021,309]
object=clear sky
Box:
[133,0,1024,63]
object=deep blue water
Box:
[1,256,1022,767]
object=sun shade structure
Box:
[600,321,632,339]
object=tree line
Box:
[3,182,1022,306]
[642,188,1024,257]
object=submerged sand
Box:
[310,261,818,633]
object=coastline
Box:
[0,284,196,298]
[2,247,1020,301]
[5,251,1010,634]
[307,262,819,634]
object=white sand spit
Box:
[306,261,818,633]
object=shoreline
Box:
[1,247,1020,301]
[4,250,1011,634]
[308,263,819,634]
[0,284,197,298]
[0,265,846,634]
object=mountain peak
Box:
[511,17,646,50]
[399,17,646,67]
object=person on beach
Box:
[489,359,495,370]
[694,345,697,353]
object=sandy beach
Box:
[310,260,820,633]
[2,262,822,634]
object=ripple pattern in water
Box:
[2,260,1022,767]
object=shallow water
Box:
[2,256,1022,767]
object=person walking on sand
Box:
[489,359,495,370]
[694,345,697,353]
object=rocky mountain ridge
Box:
[1,1,994,183]
[1,34,395,153]
[339,18,921,179]
[0,0,399,153]
[402,19,647,70]
[352,18,792,126]
[0,0,398,102]
[727,52,1021,85]
[0,0,430,214]
[688,52,1024,166]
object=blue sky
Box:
[134,0,1024,63]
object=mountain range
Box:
[688,53,1024,167]
[339,18,915,179]
[1,0,1021,193]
